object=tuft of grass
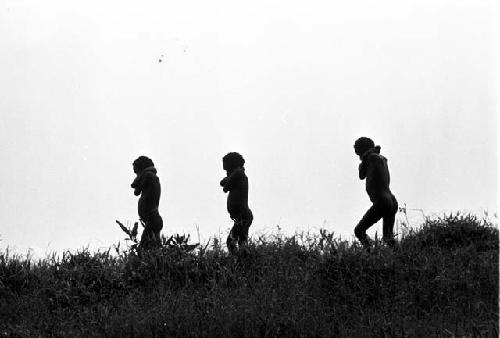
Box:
[0,213,498,337]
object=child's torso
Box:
[138,174,161,219]
[227,173,249,217]
[365,153,393,201]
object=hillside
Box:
[0,213,498,337]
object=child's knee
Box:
[354,224,366,239]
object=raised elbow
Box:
[359,170,366,180]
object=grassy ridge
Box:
[0,214,498,337]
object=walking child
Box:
[220,152,253,254]
[353,137,398,248]
[131,156,163,248]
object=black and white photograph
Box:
[0,0,497,336]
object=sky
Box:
[0,0,497,256]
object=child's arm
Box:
[358,147,379,180]
[131,176,142,195]
[359,161,367,180]
[221,169,243,193]
[359,151,372,180]
[132,172,154,196]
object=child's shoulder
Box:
[232,167,247,179]
[367,153,388,165]
[364,151,386,163]
[142,170,159,182]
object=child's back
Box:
[359,146,393,202]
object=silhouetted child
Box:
[353,137,398,248]
[131,156,163,248]
[220,152,253,254]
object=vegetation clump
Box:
[0,213,498,337]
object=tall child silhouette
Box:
[131,156,163,248]
[220,152,253,254]
[353,137,398,248]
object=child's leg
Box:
[355,204,383,246]
[227,220,247,251]
[382,213,395,245]
[237,209,253,246]
[382,196,398,246]
[227,210,253,253]
[226,220,238,254]
[140,213,163,248]
[140,226,155,248]
[150,214,163,245]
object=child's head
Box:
[354,137,375,157]
[222,152,245,172]
[133,156,154,174]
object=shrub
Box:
[0,213,497,337]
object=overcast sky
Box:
[0,0,497,256]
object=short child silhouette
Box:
[353,137,398,248]
[131,156,163,248]
[220,152,253,254]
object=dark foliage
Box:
[0,213,498,337]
